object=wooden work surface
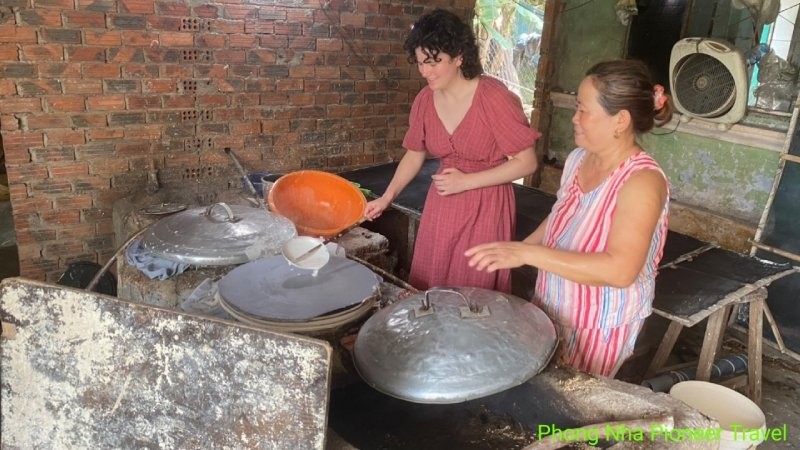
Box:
[0,278,332,450]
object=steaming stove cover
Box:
[217,255,380,322]
[140,202,296,266]
[353,287,557,404]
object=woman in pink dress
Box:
[364,9,540,293]
[467,59,673,377]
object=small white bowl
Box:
[281,236,330,271]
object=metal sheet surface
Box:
[353,287,557,404]
[141,203,296,266]
[218,255,380,321]
[0,278,331,450]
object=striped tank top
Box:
[534,148,669,329]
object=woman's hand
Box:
[432,168,470,195]
[465,241,533,272]
[365,196,392,220]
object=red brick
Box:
[0,79,15,95]
[0,44,18,61]
[71,113,108,128]
[108,47,143,62]
[193,4,219,18]
[55,223,95,239]
[123,64,158,78]
[6,197,52,214]
[230,34,258,48]
[230,121,260,135]
[127,95,161,109]
[163,152,200,167]
[224,5,258,20]
[85,31,122,46]
[40,62,82,78]
[0,114,20,131]
[18,244,44,262]
[86,95,125,110]
[163,95,193,108]
[120,0,155,14]
[0,26,38,44]
[196,94,226,106]
[19,9,64,27]
[89,158,128,175]
[115,140,148,155]
[44,95,86,112]
[64,11,106,29]
[121,31,159,46]
[260,35,288,48]
[123,125,161,140]
[34,0,75,9]
[45,129,86,146]
[276,78,303,91]
[54,194,93,210]
[161,64,192,78]
[315,92,339,105]
[87,128,124,140]
[143,79,175,93]
[195,33,226,48]
[17,79,63,96]
[156,1,191,16]
[6,165,49,185]
[32,178,72,195]
[30,146,76,163]
[215,49,245,63]
[0,98,42,114]
[83,63,121,78]
[289,93,314,105]
[289,65,314,78]
[316,38,342,52]
[66,47,106,62]
[72,175,111,191]
[160,31,194,47]
[146,15,182,31]
[340,12,365,27]
[63,79,103,94]
[262,119,290,133]
[244,20,273,34]
[26,114,71,130]
[49,162,89,178]
[16,228,57,245]
[210,19,244,34]
[42,240,84,256]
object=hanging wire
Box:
[650,119,681,136]
[562,0,596,13]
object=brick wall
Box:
[0,0,473,281]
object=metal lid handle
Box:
[204,202,240,222]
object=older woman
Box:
[466,59,673,377]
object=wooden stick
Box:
[751,105,799,256]
[523,416,674,450]
[749,240,800,264]
[782,153,800,164]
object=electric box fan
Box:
[669,37,748,127]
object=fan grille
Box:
[674,53,737,118]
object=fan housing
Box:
[669,38,748,126]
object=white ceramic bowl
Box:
[670,380,766,449]
[281,236,330,271]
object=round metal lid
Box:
[140,202,297,266]
[217,255,380,322]
[353,287,557,404]
[139,202,187,215]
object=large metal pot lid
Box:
[140,202,297,266]
[353,287,557,404]
[217,254,380,322]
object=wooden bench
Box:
[646,246,797,404]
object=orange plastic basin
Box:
[267,170,366,238]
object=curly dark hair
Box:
[403,9,483,79]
